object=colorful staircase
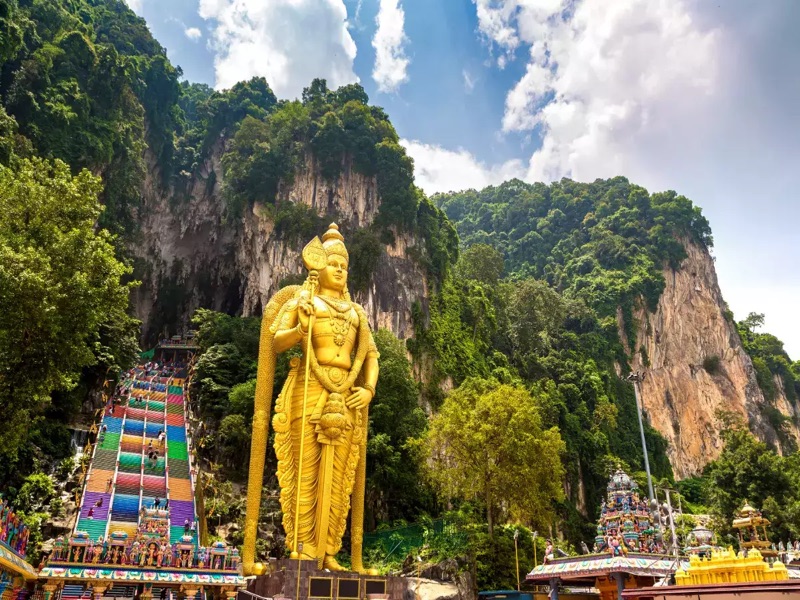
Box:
[73,364,198,548]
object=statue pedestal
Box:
[247,559,407,600]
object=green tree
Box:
[704,427,799,541]
[217,414,251,472]
[14,472,56,514]
[456,243,504,285]
[426,378,566,538]
[367,329,429,525]
[0,156,135,468]
[228,379,257,423]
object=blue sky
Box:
[127,0,800,358]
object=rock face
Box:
[625,241,799,478]
[131,146,427,341]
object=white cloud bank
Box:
[402,139,524,195]
[184,27,202,41]
[372,0,410,93]
[198,0,358,98]
[475,0,721,183]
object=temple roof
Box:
[37,564,244,586]
[0,540,38,582]
[527,553,687,584]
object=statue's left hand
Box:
[345,387,373,410]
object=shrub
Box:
[703,355,721,374]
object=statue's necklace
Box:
[317,294,354,348]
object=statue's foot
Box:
[323,555,346,571]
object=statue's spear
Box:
[350,404,369,573]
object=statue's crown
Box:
[322,222,348,260]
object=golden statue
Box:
[242,223,379,575]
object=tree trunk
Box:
[486,486,494,540]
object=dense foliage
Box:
[0,144,138,489]
[0,0,182,234]
[410,232,673,546]
[736,312,800,448]
[435,178,712,343]
[702,424,800,544]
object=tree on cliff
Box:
[426,377,565,538]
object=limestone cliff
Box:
[624,241,799,478]
[131,145,427,341]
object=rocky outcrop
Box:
[131,145,427,341]
[772,375,800,447]
[625,241,799,478]
[402,557,475,600]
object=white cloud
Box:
[462,69,476,93]
[198,0,358,98]
[124,0,143,15]
[372,0,410,93]
[353,0,364,27]
[184,27,202,41]
[477,0,722,184]
[401,139,525,195]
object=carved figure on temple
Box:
[587,468,658,556]
[242,223,379,574]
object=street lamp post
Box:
[626,371,658,531]
[514,529,520,591]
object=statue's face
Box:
[319,253,348,292]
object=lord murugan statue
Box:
[242,223,379,575]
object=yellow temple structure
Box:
[622,501,800,600]
[731,501,776,559]
[674,548,788,585]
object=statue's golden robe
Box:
[271,302,377,558]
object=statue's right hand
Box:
[297,295,315,331]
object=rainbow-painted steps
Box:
[110,494,140,522]
[75,519,106,540]
[92,448,118,471]
[79,492,111,520]
[73,360,199,554]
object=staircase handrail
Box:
[164,374,172,544]
[136,386,148,532]
[74,407,104,524]
[104,382,128,540]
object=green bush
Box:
[272,201,326,246]
[347,228,383,293]
[703,355,721,374]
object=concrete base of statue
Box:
[246,558,407,600]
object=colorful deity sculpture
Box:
[591,469,659,555]
[242,223,380,575]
